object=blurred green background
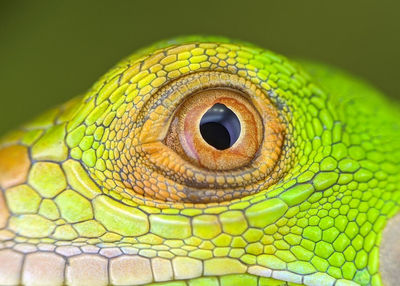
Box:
[0,1,399,135]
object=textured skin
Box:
[0,36,399,286]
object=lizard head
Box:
[0,36,399,286]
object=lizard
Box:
[0,36,399,286]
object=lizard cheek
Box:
[379,212,400,286]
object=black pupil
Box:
[199,103,241,150]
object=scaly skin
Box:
[0,36,399,286]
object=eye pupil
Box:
[199,103,241,150]
[200,122,231,150]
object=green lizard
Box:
[0,36,399,286]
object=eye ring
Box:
[164,88,264,171]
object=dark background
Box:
[0,1,399,135]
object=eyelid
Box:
[66,42,300,208]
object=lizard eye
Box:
[133,72,286,205]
